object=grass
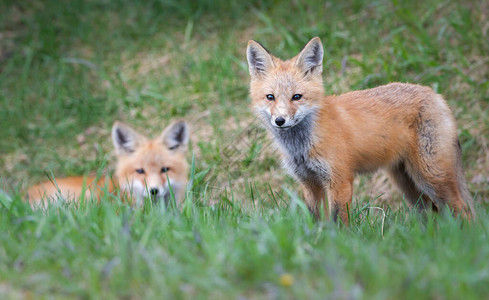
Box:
[1,0,489,298]
[2,186,489,299]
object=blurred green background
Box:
[1,1,489,298]
[1,0,488,203]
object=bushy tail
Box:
[455,140,476,220]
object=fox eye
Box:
[136,168,145,174]
[266,94,275,101]
[292,94,302,101]
[161,167,170,173]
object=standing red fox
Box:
[246,37,474,224]
[28,120,189,208]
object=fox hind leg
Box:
[417,171,473,220]
[403,144,474,220]
[388,161,437,212]
[407,97,475,220]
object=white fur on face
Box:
[254,105,271,123]
[162,179,183,204]
[255,102,318,130]
[121,179,146,206]
[270,116,295,129]
[290,104,318,128]
[256,105,296,129]
[121,178,185,206]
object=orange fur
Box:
[27,120,189,208]
[27,176,119,205]
[247,37,474,224]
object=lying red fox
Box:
[28,120,189,207]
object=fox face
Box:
[112,120,189,206]
[247,38,325,129]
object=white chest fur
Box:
[269,115,331,185]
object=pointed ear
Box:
[161,120,189,151]
[246,40,275,78]
[112,121,144,155]
[295,37,323,77]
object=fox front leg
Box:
[301,182,328,220]
[327,179,353,225]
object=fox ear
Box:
[247,40,275,78]
[161,120,189,152]
[295,37,323,76]
[112,121,143,155]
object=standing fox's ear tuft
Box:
[162,120,189,152]
[112,121,143,155]
[295,37,323,77]
[247,40,274,78]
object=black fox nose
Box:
[275,117,285,126]
[150,188,159,196]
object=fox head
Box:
[246,37,325,129]
[111,120,189,206]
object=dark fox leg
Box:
[388,161,436,211]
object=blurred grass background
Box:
[1,0,488,201]
[1,0,488,203]
[1,0,489,298]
